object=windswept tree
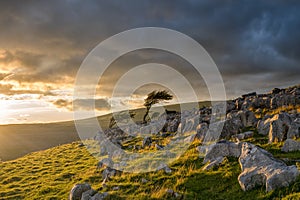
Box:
[143,90,173,123]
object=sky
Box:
[0,0,299,124]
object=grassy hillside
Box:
[0,133,299,200]
[0,101,210,161]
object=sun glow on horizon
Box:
[0,100,9,124]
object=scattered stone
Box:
[112,186,119,191]
[81,189,97,200]
[166,189,174,195]
[257,117,272,136]
[69,183,91,200]
[102,167,117,180]
[287,118,300,139]
[165,189,180,198]
[269,113,292,143]
[272,88,282,94]
[97,158,113,169]
[232,131,254,141]
[281,139,300,152]
[140,178,148,184]
[242,92,257,99]
[142,136,152,148]
[180,115,199,134]
[155,144,164,150]
[78,143,84,147]
[90,192,109,200]
[157,163,172,174]
[183,134,196,143]
[203,140,241,165]
[202,156,225,171]
[166,118,180,132]
[238,142,299,192]
[196,123,208,141]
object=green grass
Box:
[0,137,299,199]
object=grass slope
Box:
[0,133,300,200]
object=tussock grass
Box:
[0,137,299,199]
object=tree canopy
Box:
[143,90,173,123]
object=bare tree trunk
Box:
[143,107,150,123]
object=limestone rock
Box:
[157,163,172,173]
[202,140,241,166]
[232,131,254,141]
[142,136,152,148]
[181,115,199,134]
[257,117,272,136]
[102,167,117,180]
[81,189,97,200]
[238,142,299,192]
[195,123,208,141]
[69,183,91,200]
[269,113,292,143]
[287,118,300,139]
[202,156,225,171]
[281,139,300,152]
[166,118,180,132]
[97,158,113,169]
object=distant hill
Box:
[0,101,210,161]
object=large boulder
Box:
[269,113,293,143]
[281,139,300,152]
[238,143,299,192]
[69,183,91,200]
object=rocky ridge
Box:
[71,85,300,199]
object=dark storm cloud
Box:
[0,0,299,98]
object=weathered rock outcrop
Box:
[178,115,199,134]
[221,110,257,139]
[81,190,108,200]
[201,140,242,170]
[281,139,300,152]
[238,143,299,192]
[232,131,254,141]
[287,118,300,139]
[257,116,272,136]
[195,122,208,141]
[69,183,91,200]
[268,113,293,143]
[142,136,152,148]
